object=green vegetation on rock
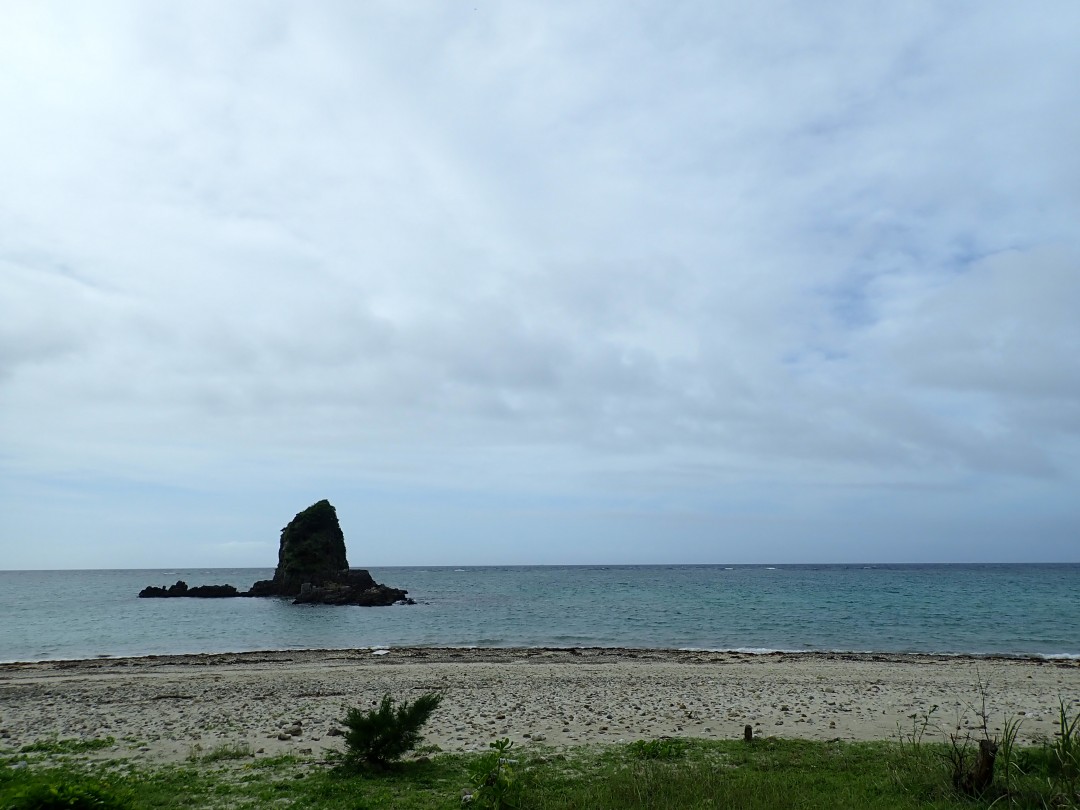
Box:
[272,499,350,594]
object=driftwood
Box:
[956,739,998,796]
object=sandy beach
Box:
[2,648,1077,764]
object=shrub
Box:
[341,693,442,767]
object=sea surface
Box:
[1,564,1078,663]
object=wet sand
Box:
[2,648,1077,763]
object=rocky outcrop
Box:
[293,576,412,606]
[138,581,239,598]
[247,499,352,597]
[137,500,413,607]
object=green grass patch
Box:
[3,736,1079,809]
[626,737,687,761]
[19,736,117,755]
[521,738,964,809]
[186,742,254,764]
[0,764,134,809]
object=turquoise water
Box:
[1,564,1078,662]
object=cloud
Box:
[886,248,1080,400]
[1,1,1079,566]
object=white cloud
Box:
[1,1,1079,566]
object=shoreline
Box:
[3,647,1078,764]
[4,644,1078,669]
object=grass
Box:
[0,741,957,810]
[187,742,255,764]
[18,735,117,755]
[3,702,1079,810]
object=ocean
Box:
[1,564,1077,663]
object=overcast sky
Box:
[2,2,1079,569]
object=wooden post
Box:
[958,739,997,796]
[971,739,998,794]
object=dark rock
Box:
[138,500,413,607]
[138,583,174,598]
[138,580,188,598]
[138,580,238,598]
[188,584,239,598]
[292,576,413,606]
[249,500,350,597]
[244,501,410,606]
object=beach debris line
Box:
[138,499,415,606]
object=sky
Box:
[2,2,1079,569]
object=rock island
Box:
[138,499,413,606]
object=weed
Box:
[466,737,522,809]
[942,671,1004,799]
[897,703,938,756]
[998,713,1024,802]
[186,742,253,763]
[1050,699,1080,804]
[627,737,687,761]
[934,677,1080,807]
[2,774,132,809]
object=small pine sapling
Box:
[342,692,443,767]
